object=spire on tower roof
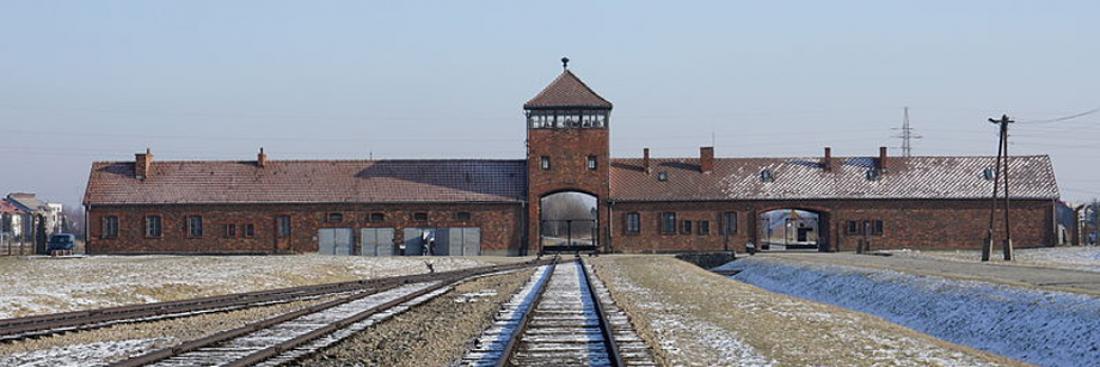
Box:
[524,59,612,110]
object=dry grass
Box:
[592,255,1026,367]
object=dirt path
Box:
[755,252,1100,296]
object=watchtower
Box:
[524,58,612,254]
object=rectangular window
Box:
[225,224,237,238]
[720,212,737,235]
[186,216,203,238]
[625,212,641,234]
[276,216,291,237]
[660,212,677,234]
[102,216,119,239]
[872,220,885,236]
[413,212,428,222]
[587,155,597,170]
[681,220,693,235]
[847,221,860,235]
[369,212,385,222]
[540,156,551,170]
[327,212,343,223]
[144,216,162,238]
[244,223,255,238]
[455,212,471,221]
[698,220,710,235]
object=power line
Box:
[1018,106,1100,124]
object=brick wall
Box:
[609,199,1055,253]
[87,202,525,256]
[526,127,610,253]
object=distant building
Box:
[0,199,27,248]
[83,63,1063,255]
[5,193,64,253]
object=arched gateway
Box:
[539,191,599,252]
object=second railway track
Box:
[108,259,549,367]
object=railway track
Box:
[462,258,655,367]
[108,259,547,367]
[0,260,544,344]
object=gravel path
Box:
[757,252,1100,296]
[591,255,1022,366]
[292,268,536,367]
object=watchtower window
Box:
[587,155,598,170]
[526,110,608,129]
[540,156,551,170]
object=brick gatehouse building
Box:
[84,64,1061,256]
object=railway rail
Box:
[0,260,544,344]
[462,258,655,367]
[108,259,548,367]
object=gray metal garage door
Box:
[447,227,480,256]
[318,228,353,255]
[360,228,395,256]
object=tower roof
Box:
[524,70,612,110]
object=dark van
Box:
[47,234,76,252]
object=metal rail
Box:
[111,259,550,367]
[578,258,625,367]
[0,260,544,343]
[495,258,624,367]
[493,260,558,367]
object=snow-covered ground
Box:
[725,257,1100,367]
[0,338,161,367]
[886,246,1100,273]
[0,255,510,319]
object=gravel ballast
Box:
[292,268,536,367]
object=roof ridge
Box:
[611,155,1050,160]
[95,158,527,164]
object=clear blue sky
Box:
[2,1,1098,207]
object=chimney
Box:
[643,148,651,174]
[699,146,714,173]
[135,148,153,180]
[877,146,888,173]
[822,147,833,172]
[257,147,268,168]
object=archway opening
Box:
[758,209,822,251]
[539,191,598,253]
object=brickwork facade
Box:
[609,199,1055,253]
[87,203,524,256]
[526,127,610,254]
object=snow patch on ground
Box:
[0,255,493,319]
[888,246,1100,273]
[0,338,161,367]
[727,257,1100,367]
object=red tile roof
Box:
[524,70,613,110]
[0,199,24,214]
[84,160,527,205]
[610,155,1059,201]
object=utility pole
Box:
[892,107,921,157]
[983,114,1014,261]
